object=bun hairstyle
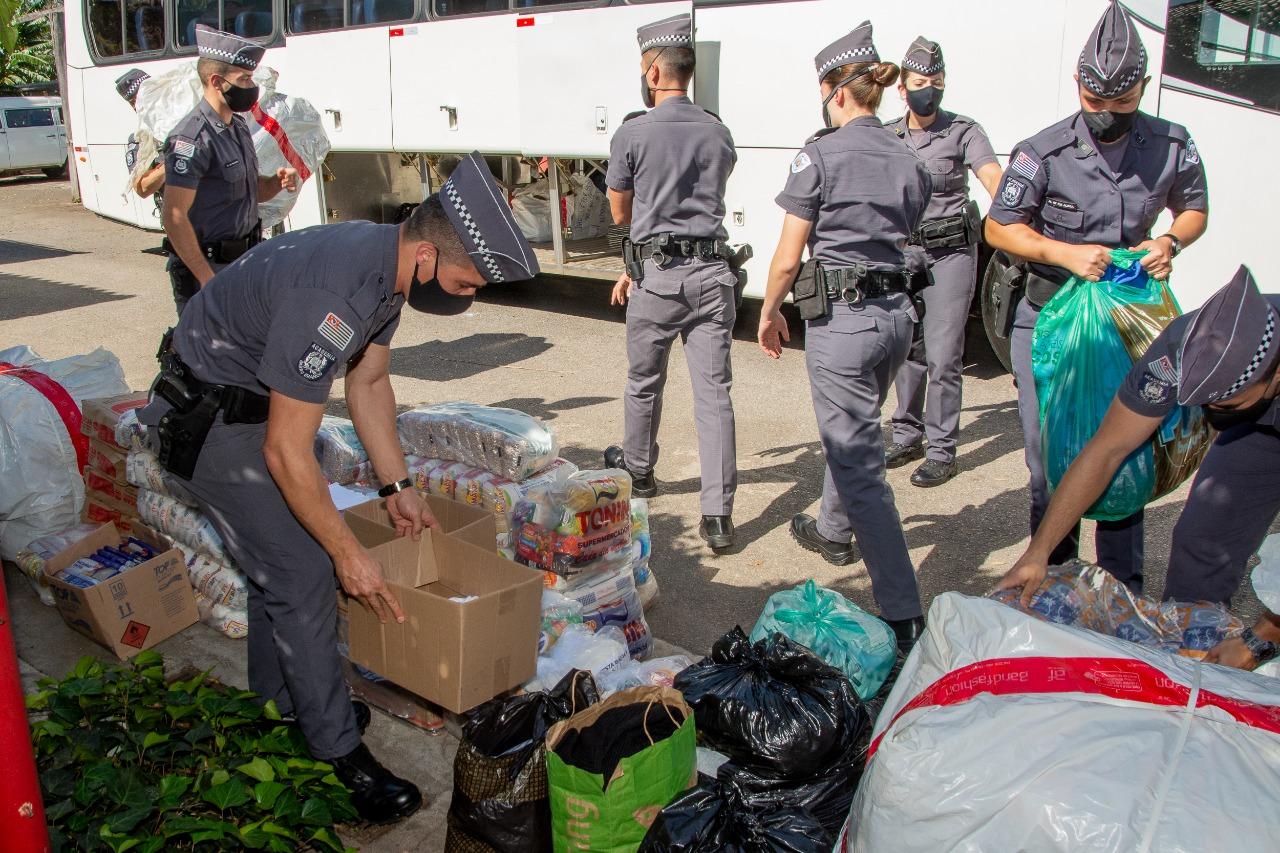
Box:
[822,61,901,112]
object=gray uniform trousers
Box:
[175,415,359,760]
[891,246,977,461]
[809,295,923,621]
[1166,424,1280,604]
[623,256,738,516]
[167,258,226,316]
[1010,297,1145,588]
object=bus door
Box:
[514,1,690,159]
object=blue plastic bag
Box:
[749,580,896,700]
[1032,250,1213,520]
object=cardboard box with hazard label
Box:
[343,496,542,713]
[44,522,198,659]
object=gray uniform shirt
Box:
[605,96,736,243]
[989,111,1207,280]
[886,111,998,221]
[1119,295,1280,427]
[173,222,405,404]
[163,99,260,244]
[775,116,932,269]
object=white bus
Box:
[61,0,1278,325]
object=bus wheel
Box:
[979,251,1014,374]
[43,162,67,179]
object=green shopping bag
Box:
[545,686,696,853]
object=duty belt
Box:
[623,233,747,284]
[821,266,914,304]
[155,332,270,426]
[910,213,970,250]
[163,220,263,266]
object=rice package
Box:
[513,469,634,582]
[314,416,371,485]
[126,449,198,506]
[114,408,148,451]
[397,402,559,482]
[195,592,248,640]
[180,545,248,612]
[136,489,229,564]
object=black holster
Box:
[621,237,646,284]
[791,259,827,321]
[988,253,1025,340]
[727,243,753,309]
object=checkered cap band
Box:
[903,56,944,75]
[639,32,691,52]
[123,78,144,98]
[443,178,504,283]
[817,46,878,80]
[1224,311,1277,398]
[1079,45,1146,98]
[195,26,263,69]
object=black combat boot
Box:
[331,743,423,825]
[789,514,856,566]
[884,441,924,469]
[699,516,734,550]
[604,445,658,498]
[886,616,925,654]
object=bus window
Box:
[4,108,57,129]
[177,0,274,46]
[288,0,344,31]
[125,0,165,52]
[433,0,509,17]
[1165,0,1280,111]
[87,0,126,57]
[361,0,415,23]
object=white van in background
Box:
[0,96,69,179]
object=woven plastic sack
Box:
[1032,251,1212,520]
[750,580,896,701]
[398,402,559,482]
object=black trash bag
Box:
[673,627,868,780]
[639,776,831,852]
[446,669,600,853]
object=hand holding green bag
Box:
[545,686,696,853]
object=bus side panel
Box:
[278,30,392,152]
[65,66,100,214]
[722,147,799,300]
[516,2,690,159]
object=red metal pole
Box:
[0,571,49,852]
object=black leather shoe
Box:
[789,514,855,566]
[331,743,423,825]
[886,616,925,653]
[910,459,958,488]
[699,516,734,550]
[604,445,658,498]
[885,441,924,469]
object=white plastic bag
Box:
[534,624,631,689]
[511,178,553,243]
[565,173,612,240]
[596,655,693,695]
[839,593,1280,853]
[0,347,128,560]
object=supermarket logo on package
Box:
[575,499,630,534]
[1085,669,1143,693]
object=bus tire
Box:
[43,162,67,179]
[978,250,1014,375]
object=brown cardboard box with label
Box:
[343,499,541,713]
[44,523,198,659]
[86,438,128,483]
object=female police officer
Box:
[885,37,1003,487]
[758,21,932,651]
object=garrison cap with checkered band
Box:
[815,21,879,81]
[1078,1,1147,99]
[194,24,265,70]
[637,13,692,53]
[115,69,149,105]
[902,36,944,76]
[1178,266,1279,406]
[439,151,538,283]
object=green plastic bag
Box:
[1032,250,1212,520]
[546,686,697,853]
[749,580,896,700]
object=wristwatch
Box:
[377,477,414,498]
[1159,233,1182,257]
[1241,627,1279,665]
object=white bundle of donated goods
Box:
[839,593,1280,852]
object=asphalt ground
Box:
[1,173,1271,849]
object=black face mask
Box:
[1203,393,1275,431]
[406,259,475,315]
[220,80,259,113]
[1082,108,1136,143]
[906,85,943,117]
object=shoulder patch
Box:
[1185,138,1200,166]
[173,139,196,158]
[173,158,190,175]
[1147,354,1179,385]
[297,343,336,381]
[1000,176,1027,208]
[1138,372,1173,406]
[1010,151,1041,181]
[791,152,814,174]
[318,312,355,352]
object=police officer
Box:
[985,1,1208,593]
[162,26,298,316]
[758,22,931,651]
[885,37,1002,487]
[138,153,539,823]
[116,69,164,205]
[999,267,1279,671]
[602,13,740,551]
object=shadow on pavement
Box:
[389,332,553,382]
[0,272,131,321]
[487,395,616,422]
[0,238,87,265]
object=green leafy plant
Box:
[0,0,55,89]
[26,651,358,852]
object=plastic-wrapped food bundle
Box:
[840,593,1280,853]
[1033,251,1212,520]
[597,655,694,694]
[631,498,658,607]
[989,561,1244,656]
[513,469,634,582]
[314,416,371,485]
[540,589,585,654]
[535,624,632,690]
[581,583,652,661]
[14,523,103,606]
[0,346,129,560]
[135,489,229,564]
[126,449,198,506]
[195,592,248,639]
[397,402,559,482]
[180,545,248,611]
[114,408,148,451]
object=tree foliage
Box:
[1,0,55,88]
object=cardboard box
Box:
[85,470,139,511]
[344,494,497,552]
[80,392,149,446]
[87,438,128,482]
[344,505,542,713]
[44,523,198,659]
[83,498,132,527]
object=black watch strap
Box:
[377,477,413,498]
[1160,233,1182,257]
[1242,627,1279,664]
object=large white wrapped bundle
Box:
[397,402,559,482]
[839,593,1280,853]
[0,347,128,560]
[135,489,229,564]
[129,64,330,227]
[315,416,370,485]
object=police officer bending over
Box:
[162,26,298,316]
[985,1,1208,595]
[999,267,1280,673]
[115,69,165,204]
[884,37,1002,488]
[603,13,742,551]
[139,153,538,824]
[758,22,931,653]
